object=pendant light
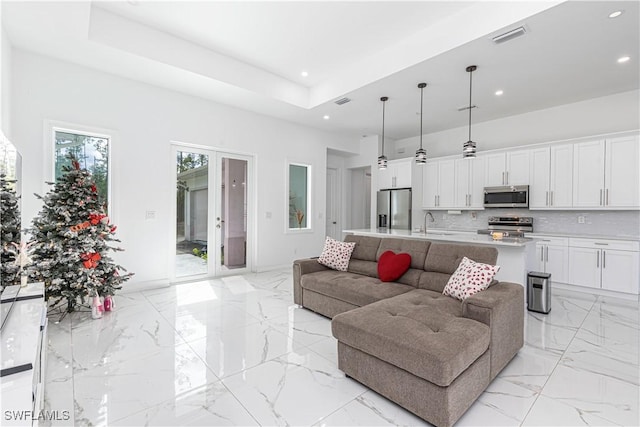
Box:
[377,96,389,169]
[415,82,427,164]
[463,65,477,158]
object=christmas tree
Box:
[28,156,133,312]
[0,174,21,290]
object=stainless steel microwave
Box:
[483,185,529,208]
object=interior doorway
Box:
[173,144,253,280]
[326,167,340,240]
[349,166,371,230]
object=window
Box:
[54,129,110,208]
[288,162,311,230]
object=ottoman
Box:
[331,289,492,427]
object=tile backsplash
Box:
[423,209,640,239]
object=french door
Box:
[173,144,253,280]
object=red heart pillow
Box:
[378,250,412,282]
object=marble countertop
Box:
[343,228,535,248]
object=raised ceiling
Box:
[2,1,639,140]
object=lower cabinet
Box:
[535,237,568,284]
[567,238,640,294]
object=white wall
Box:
[391,90,640,158]
[0,3,12,136]
[12,50,359,284]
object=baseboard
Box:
[254,264,290,273]
[119,278,170,294]
[553,282,639,302]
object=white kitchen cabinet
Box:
[484,150,530,186]
[568,238,640,294]
[454,156,486,209]
[378,158,412,190]
[605,135,640,208]
[535,236,569,284]
[572,135,639,209]
[421,158,455,209]
[530,145,573,209]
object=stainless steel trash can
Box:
[527,271,551,314]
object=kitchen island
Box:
[343,228,537,285]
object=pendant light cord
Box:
[382,99,386,154]
[468,69,473,142]
[420,86,424,149]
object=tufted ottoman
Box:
[332,289,493,427]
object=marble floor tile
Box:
[497,344,560,393]
[306,337,339,364]
[523,394,619,426]
[315,390,430,427]
[266,305,334,347]
[110,381,259,426]
[222,347,367,426]
[456,377,539,426]
[539,364,639,426]
[186,321,305,379]
[73,342,219,424]
[524,313,578,357]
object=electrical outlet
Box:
[470,212,477,221]
[145,210,156,220]
[578,215,585,224]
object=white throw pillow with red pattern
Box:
[318,236,356,271]
[443,256,500,301]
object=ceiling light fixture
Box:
[463,65,478,159]
[378,96,389,170]
[617,56,630,63]
[609,10,623,18]
[495,90,504,96]
[301,71,309,77]
[323,115,330,120]
[415,83,427,165]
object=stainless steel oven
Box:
[483,185,529,208]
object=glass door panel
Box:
[216,154,249,273]
[175,150,210,278]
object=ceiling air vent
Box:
[334,97,352,106]
[492,26,526,44]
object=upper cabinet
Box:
[530,144,573,209]
[422,157,485,210]
[573,135,639,209]
[378,158,413,190]
[484,150,530,186]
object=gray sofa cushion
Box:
[345,235,381,261]
[377,238,431,269]
[332,289,490,387]
[301,270,414,308]
[421,243,498,292]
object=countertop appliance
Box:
[477,216,533,238]
[484,185,529,208]
[377,188,411,230]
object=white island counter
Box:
[343,228,537,285]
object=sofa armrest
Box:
[462,282,524,380]
[293,258,329,305]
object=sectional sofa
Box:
[293,234,524,427]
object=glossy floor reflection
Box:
[42,270,639,426]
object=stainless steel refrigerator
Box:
[376,188,412,230]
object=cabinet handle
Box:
[541,247,544,262]
[606,189,609,206]
[392,176,396,188]
[596,251,599,268]
[502,171,505,185]
[603,251,606,268]
[467,194,471,206]
[546,191,549,206]
[506,171,509,184]
[594,242,609,246]
[600,189,603,206]
[545,246,549,262]
[550,191,554,206]
[434,195,437,206]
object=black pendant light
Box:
[415,82,427,164]
[377,96,389,170]
[463,65,477,158]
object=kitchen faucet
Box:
[423,211,435,233]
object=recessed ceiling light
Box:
[495,90,504,96]
[618,56,631,63]
[323,115,330,120]
[609,10,623,18]
[301,71,309,77]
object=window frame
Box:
[286,161,312,233]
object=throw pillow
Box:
[318,236,356,271]
[378,250,412,282]
[443,256,500,301]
